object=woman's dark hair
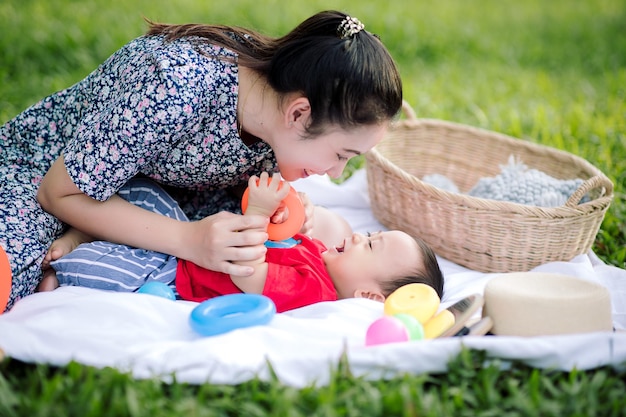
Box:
[146,10,402,137]
[378,237,445,299]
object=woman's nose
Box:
[325,161,349,179]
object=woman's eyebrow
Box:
[343,148,361,156]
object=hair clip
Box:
[337,16,365,39]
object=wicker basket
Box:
[365,102,614,273]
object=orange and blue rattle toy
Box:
[0,245,12,314]
[241,177,305,243]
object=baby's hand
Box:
[271,191,312,234]
[270,203,289,225]
[245,172,291,218]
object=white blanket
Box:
[1,170,625,387]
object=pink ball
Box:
[365,316,410,346]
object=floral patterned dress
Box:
[0,34,277,310]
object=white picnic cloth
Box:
[1,170,624,387]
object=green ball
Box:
[393,313,425,340]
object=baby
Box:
[40,174,444,312]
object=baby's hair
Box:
[145,10,402,137]
[378,237,444,299]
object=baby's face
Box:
[322,230,422,299]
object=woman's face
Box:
[272,123,387,181]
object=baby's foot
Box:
[37,268,59,292]
[41,228,93,270]
[38,228,93,292]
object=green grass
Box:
[1,0,625,415]
[2,350,626,417]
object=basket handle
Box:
[400,100,418,121]
[565,175,614,207]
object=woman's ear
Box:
[354,289,386,303]
[284,97,311,128]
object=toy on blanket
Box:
[0,246,11,313]
[365,283,454,346]
[137,281,176,300]
[241,178,305,242]
[189,293,276,336]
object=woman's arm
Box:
[37,156,270,277]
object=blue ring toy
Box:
[189,293,276,337]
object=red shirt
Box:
[176,234,338,312]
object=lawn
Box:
[1,0,625,415]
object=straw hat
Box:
[482,272,613,336]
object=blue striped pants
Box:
[51,178,186,293]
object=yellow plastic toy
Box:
[384,283,440,323]
[423,309,455,339]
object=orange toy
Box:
[0,246,12,313]
[241,180,305,242]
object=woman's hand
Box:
[181,211,269,277]
[188,172,295,277]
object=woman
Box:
[0,10,402,311]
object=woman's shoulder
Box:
[102,34,239,103]
[128,34,238,66]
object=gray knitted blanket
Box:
[422,155,588,207]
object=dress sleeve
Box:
[63,38,209,201]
